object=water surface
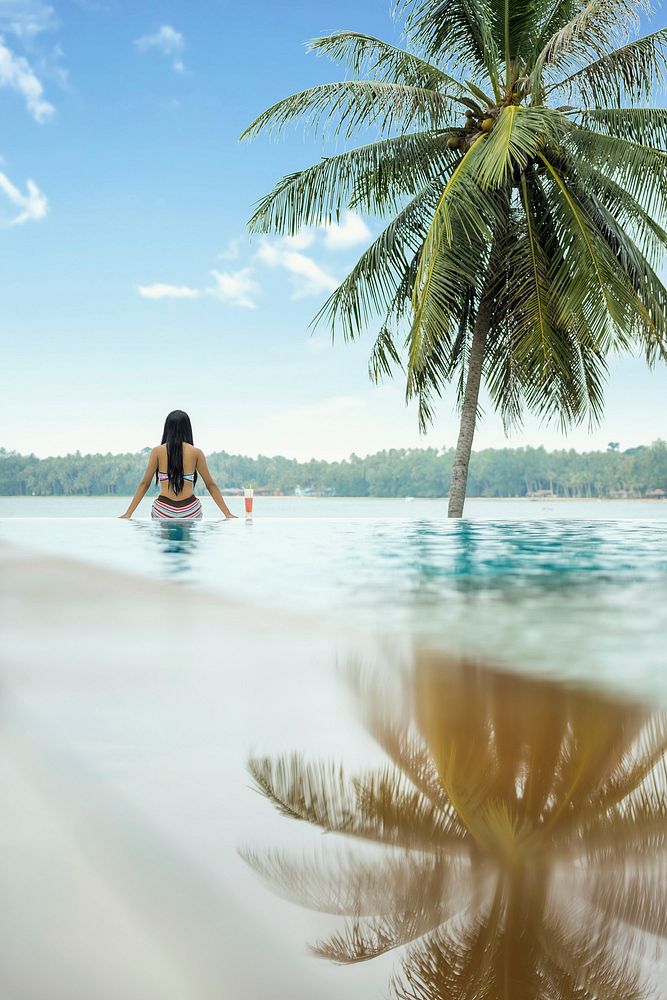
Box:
[1,497,665,695]
[2,498,666,997]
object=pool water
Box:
[1,497,666,696]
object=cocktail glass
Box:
[244,487,254,519]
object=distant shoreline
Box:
[2,495,665,502]
[3,443,665,500]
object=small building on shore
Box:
[527,489,556,499]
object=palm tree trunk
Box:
[447,294,490,518]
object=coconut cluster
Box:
[447,108,497,152]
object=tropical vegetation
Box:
[2,441,666,498]
[241,0,667,516]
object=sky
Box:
[1,0,666,461]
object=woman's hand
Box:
[225,513,238,519]
[118,513,132,519]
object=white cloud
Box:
[321,211,371,250]
[249,218,373,300]
[0,35,54,120]
[135,24,186,73]
[255,240,338,299]
[207,268,259,309]
[218,237,241,261]
[0,1,56,40]
[137,283,200,300]
[278,230,315,251]
[136,263,260,309]
[0,169,47,225]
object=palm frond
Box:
[472,105,567,190]
[575,105,667,148]
[572,185,667,356]
[587,712,667,817]
[484,0,545,72]
[549,28,667,106]
[363,712,458,814]
[407,155,504,430]
[398,0,502,93]
[563,142,667,265]
[240,80,456,143]
[484,175,581,429]
[538,917,645,1000]
[406,234,484,432]
[392,913,508,1000]
[241,846,457,918]
[247,131,455,235]
[538,153,646,350]
[312,893,465,963]
[366,258,420,383]
[410,136,491,338]
[353,764,471,847]
[248,754,356,825]
[585,868,667,939]
[483,328,526,432]
[307,31,463,92]
[565,127,667,218]
[530,0,583,61]
[407,319,469,431]
[368,324,405,382]
[248,754,470,850]
[520,330,608,429]
[314,182,440,341]
[531,0,648,91]
[578,798,667,859]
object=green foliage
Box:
[241,0,667,450]
[2,441,666,499]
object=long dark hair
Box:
[156,410,197,495]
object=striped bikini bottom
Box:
[151,495,203,520]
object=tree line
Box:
[1,442,666,498]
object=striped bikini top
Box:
[157,470,196,482]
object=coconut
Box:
[481,118,495,132]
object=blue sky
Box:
[1,0,666,460]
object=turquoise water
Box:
[3,494,667,519]
[2,496,666,696]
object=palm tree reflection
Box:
[245,654,667,999]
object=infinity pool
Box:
[2,497,666,695]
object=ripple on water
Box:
[0,514,665,697]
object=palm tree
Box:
[244,654,667,998]
[241,0,667,516]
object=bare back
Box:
[156,442,198,501]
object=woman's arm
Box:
[196,450,237,518]
[119,448,159,519]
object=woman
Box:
[119,410,237,520]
